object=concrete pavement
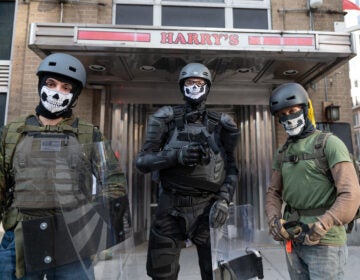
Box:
[1,225,360,279]
[94,241,360,280]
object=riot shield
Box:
[211,204,264,280]
[18,140,134,279]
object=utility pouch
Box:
[22,212,115,272]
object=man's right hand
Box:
[269,216,290,241]
[177,144,201,166]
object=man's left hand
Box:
[302,221,327,246]
[209,199,229,228]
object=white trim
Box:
[153,2,162,26]
[114,0,269,8]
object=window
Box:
[115,5,153,25]
[0,92,5,126]
[0,1,15,59]
[233,8,268,29]
[162,6,225,27]
[165,0,224,2]
[114,0,270,29]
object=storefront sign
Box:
[76,28,316,51]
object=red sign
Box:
[76,28,316,51]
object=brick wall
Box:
[8,0,355,149]
[270,1,354,148]
[8,0,112,124]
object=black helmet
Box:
[178,63,212,87]
[269,83,309,115]
[37,53,86,87]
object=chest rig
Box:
[161,106,226,193]
[10,116,93,209]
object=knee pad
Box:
[146,229,181,279]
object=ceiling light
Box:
[237,67,251,73]
[283,69,299,76]
[140,65,156,72]
[89,64,106,72]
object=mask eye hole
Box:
[184,79,206,87]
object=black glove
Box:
[209,199,229,228]
[177,144,202,166]
[268,216,290,241]
[96,195,130,243]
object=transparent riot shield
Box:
[211,204,264,280]
[19,140,134,279]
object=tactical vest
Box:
[4,115,95,209]
[160,107,226,193]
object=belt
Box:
[285,204,328,221]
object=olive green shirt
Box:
[273,131,351,245]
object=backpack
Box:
[277,130,360,233]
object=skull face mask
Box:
[40,86,74,113]
[279,110,306,137]
[183,84,207,103]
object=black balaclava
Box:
[36,73,82,119]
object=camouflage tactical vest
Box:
[4,115,95,209]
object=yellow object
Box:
[308,99,316,126]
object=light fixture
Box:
[140,65,156,72]
[309,0,323,9]
[283,69,299,76]
[237,67,251,73]
[89,64,106,72]
[325,104,340,121]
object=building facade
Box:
[3,0,357,244]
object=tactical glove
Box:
[96,195,130,243]
[302,222,327,246]
[177,144,202,166]
[210,199,229,228]
[268,216,290,241]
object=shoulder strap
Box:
[74,118,97,144]
[3,115,36,171]
[277,131,332,175]
[172,105,186,131]
[206,111,221,133]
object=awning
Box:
[29,23,356,105]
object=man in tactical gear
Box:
[136,62,239,280]
[0,53,128,279]
[265,82,360,279]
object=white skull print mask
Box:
[279,110,306,137]
[183,84,207,101]
[40,86,74,113]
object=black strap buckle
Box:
[289,155,299,164]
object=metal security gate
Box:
[236,105,274,233]
[111,104,274,244]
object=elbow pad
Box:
[220,114,240,152]
[217,175,239,203]
[136,149,178,173]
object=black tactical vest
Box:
[160,108,226,193]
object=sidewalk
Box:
[94,241,360,280]
[1,225,359,279]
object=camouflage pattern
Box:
[0,115,129,278]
